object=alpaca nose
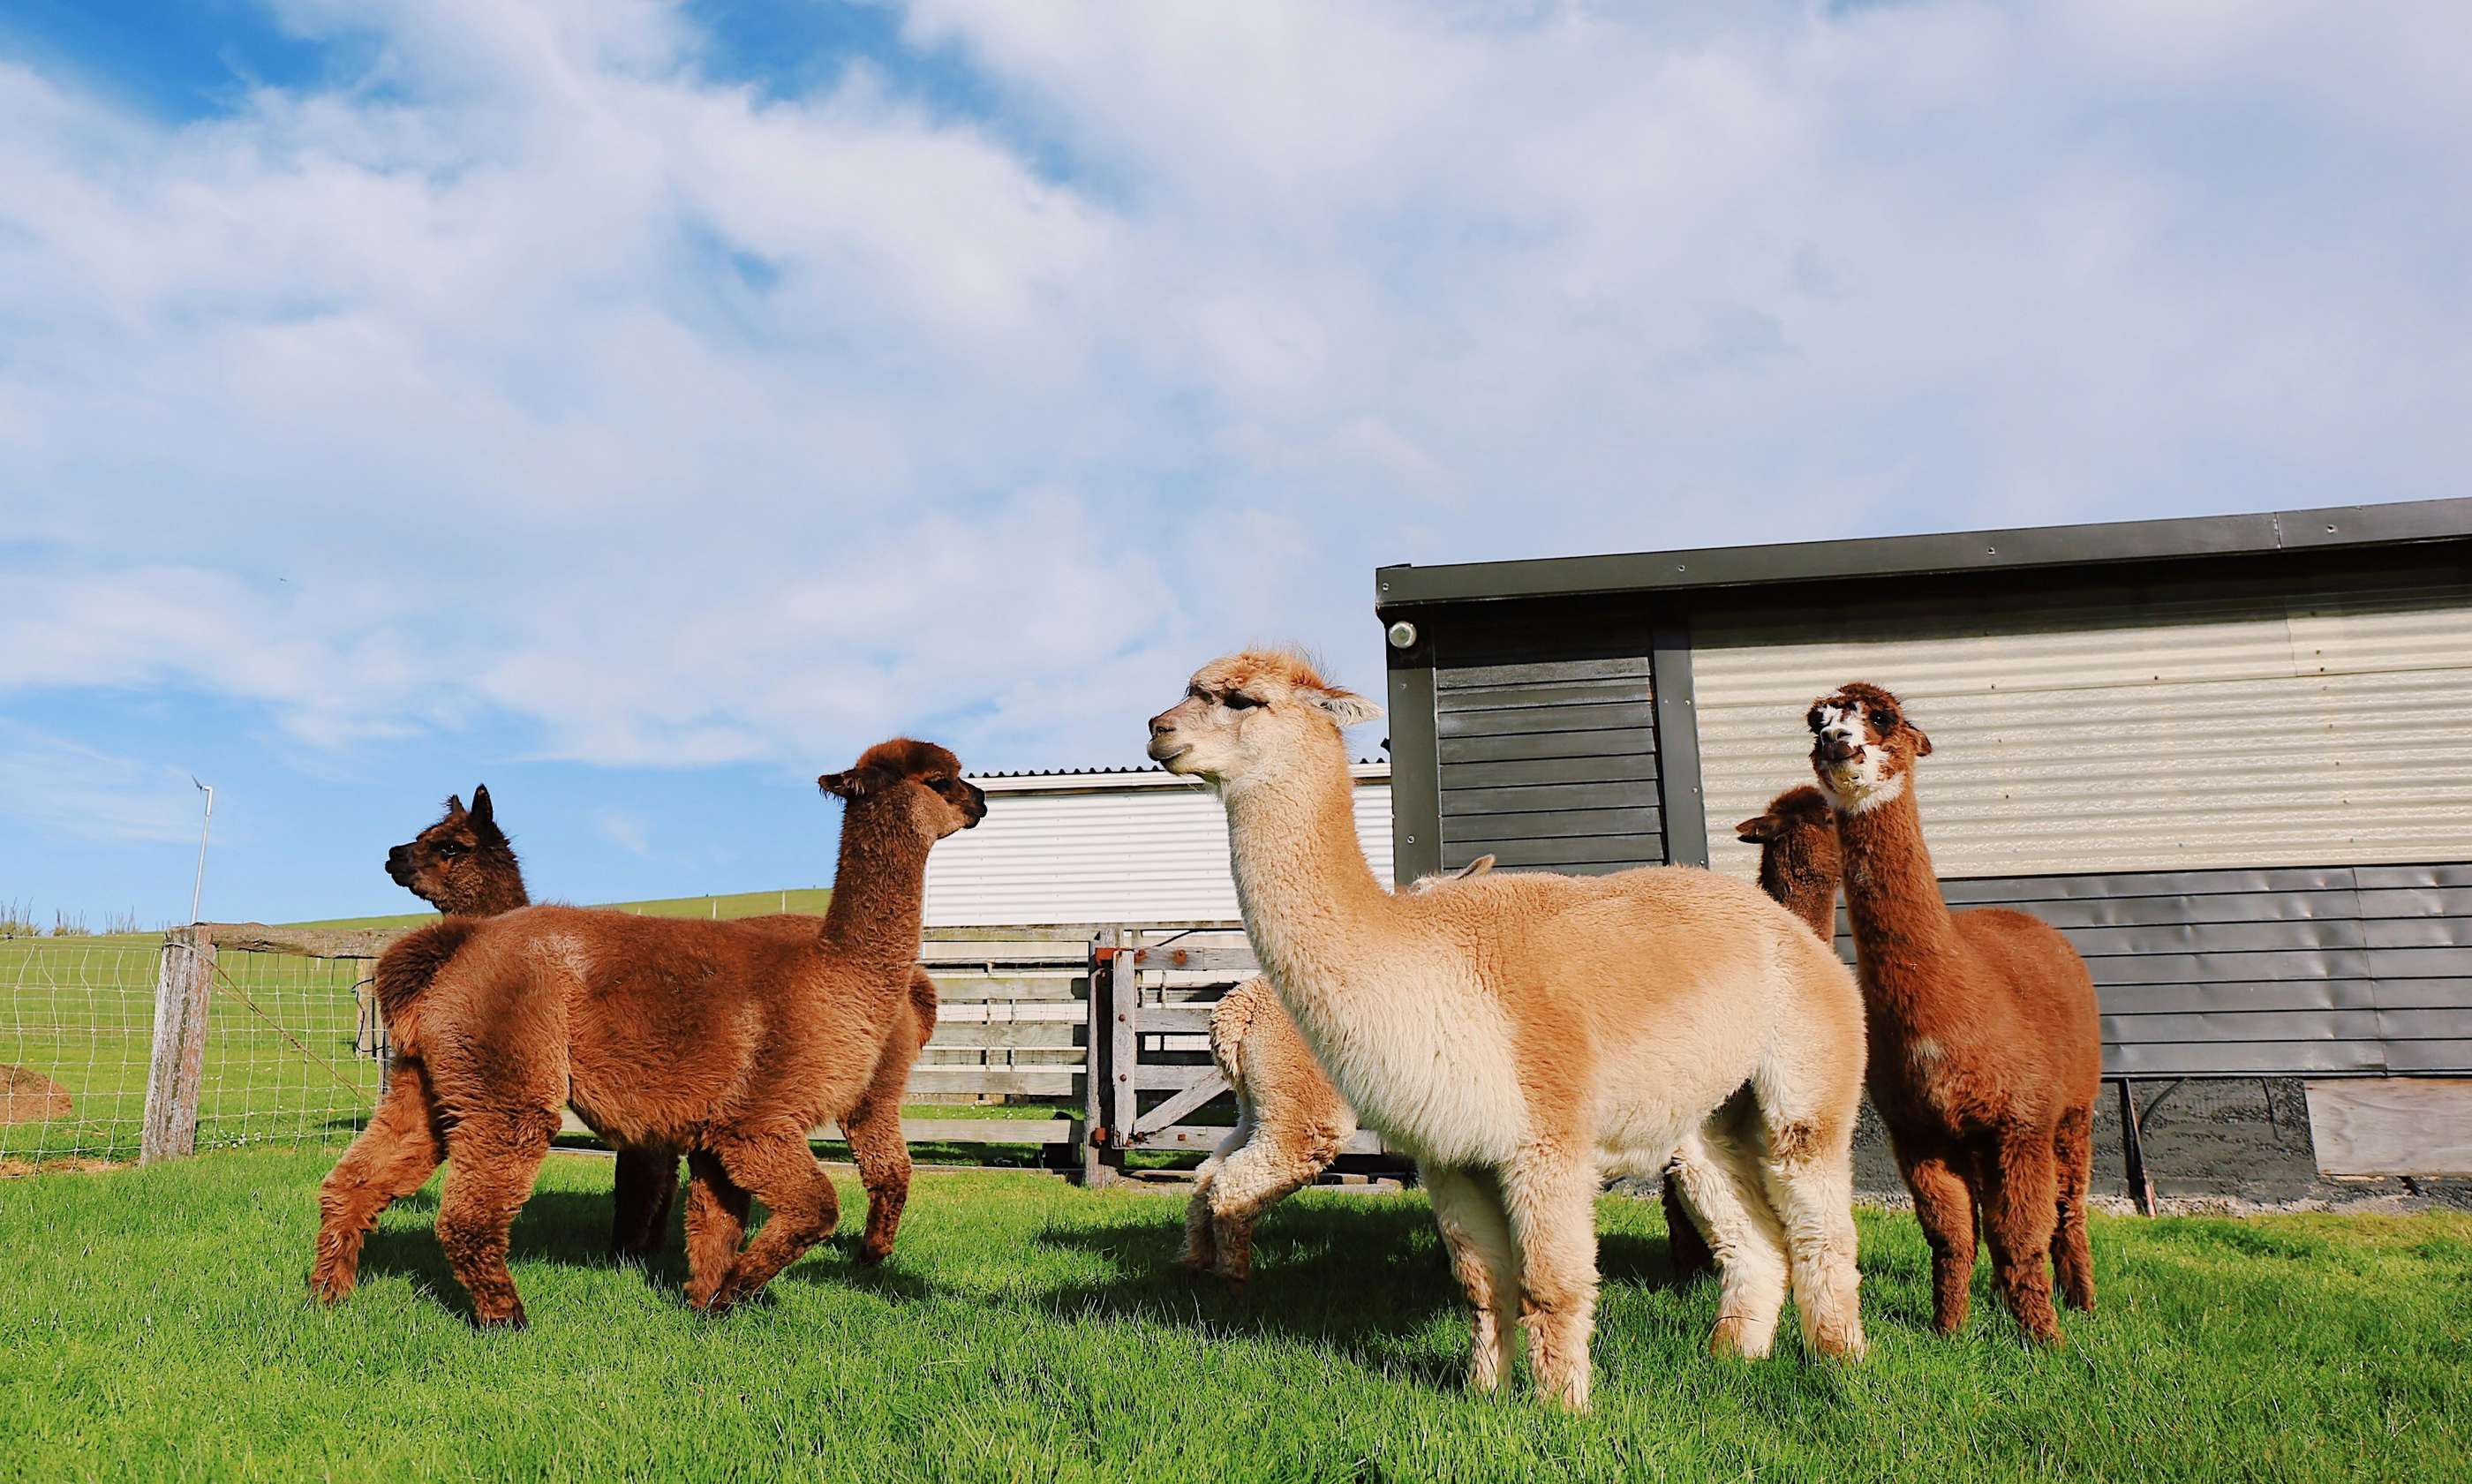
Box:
[1149,714,1175,739]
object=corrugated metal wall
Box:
[1804,863,2472,1077]
[1692,556,2472,882]
[922,772,1393,928]
[1434,602,1662,873]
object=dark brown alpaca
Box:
[1810,682,2101,1343]
[380,787,940,1263]
[313,740,983,1325]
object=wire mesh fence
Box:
[0,938,159,1166]
[193,947,383,1156]
[0,933,384,1170]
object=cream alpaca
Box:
[1180,857,1493,1284]
[1149,651,1869,1410]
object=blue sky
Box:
[4,1,2468,925]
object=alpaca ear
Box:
[818,766,893,800]
[444,794,464,817]
[1737,815,1776,844]
[1457,854,1496,878]
[1302,686,1384,727]
[1910,727,1933,757]
[468,785,494,827]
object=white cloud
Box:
[0,722,201,845]
[3,2,2468,774]
[594,806,652,859]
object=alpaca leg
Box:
[610,1147,680,1261]
[311,1058,446,1303]
[1206,1126,1325,1285]
[2050,1105,2098,1313]
[1754,1130,1866,1360]
[682,1149,750,1309]
[1180,1124,1247,1273]
[1662,1170,1716,1284]
[1423,1164,1519,1396]
[1981,1131,2063,1344]
[433,1107,558,1329]
[698,1133,842,1312]
[840,1092,913,1266]
[1500,1153,1602,1412]
[1897,1141,1978,1335]
[1670,1122,1791,1360]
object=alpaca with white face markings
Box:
[1808,682,2103,1344]
[1149,649,1869,1410]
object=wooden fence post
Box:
[1110,927,1138,1183]
[1082,936,1109,1184]
[140,926,214,1164]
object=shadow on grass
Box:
[1017,1199,1713,1388]
[360,1180,942,1323]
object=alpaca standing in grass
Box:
[1149,651,1867,1409]
[313,740,982,1326]
[1180,856,1493,1284]
[380,789,943,1266]
[1662,784,1851,1284]
[1810,683,2101,1342]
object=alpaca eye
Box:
[1873,710,1897,730]
[438,841,464,857]
[1224,693,1262,712]
[1806,711,1824,734]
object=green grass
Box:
[2,1152,2465,1482]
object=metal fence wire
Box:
[0,939,158,1167]
[193,948,382,1156]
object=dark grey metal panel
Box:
[1440,780,1662,815]
[1941,862,2470,1077]
[1440,729,1655,764]
[1383,621,1443,885]
[1436,700,1655,737]
[1374,498,2472,608]
[1649,608,1708,868]
[1428,601,1663,873]
[1441,754,1660,788]
[1447,838,1656,869]
[1445,807,1662,844]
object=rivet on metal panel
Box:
[1170,948,1190,966]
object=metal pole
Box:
[2118,1079,2158,1217]
[188,779,215,924]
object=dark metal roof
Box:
[1373,496,2472,609]
[972,759,1386,780]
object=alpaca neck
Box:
[818,802,931,976]
[443,855,529,917]
[1761,858,1839,943]
[1835,786,1971,1026]
[1222,750,1398,1007]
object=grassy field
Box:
[2,1152,2465,1482]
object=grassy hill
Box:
[283,885,833,931]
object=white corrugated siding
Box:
[923,773,1394,927]
[1693,560,2472,880]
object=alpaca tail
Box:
[372,919,478,1055]
[907,968,940,1043]
[1209,977,1267,1088]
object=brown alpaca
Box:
[1810,683,2101,1343]
[312,740,984,1325]
[381,787,941,1263]
[1662,785,1849,1284]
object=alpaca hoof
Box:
[472,1307,527,1331]
[307,1269,353,1306]
[1707,1315,1774,1360]
[1813,1322,1867,1363]
[856,1243,891,1268]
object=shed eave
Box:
[1372,496,2472,610]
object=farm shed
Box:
[922,764,1395,928]
[1374,498,2472,1183]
